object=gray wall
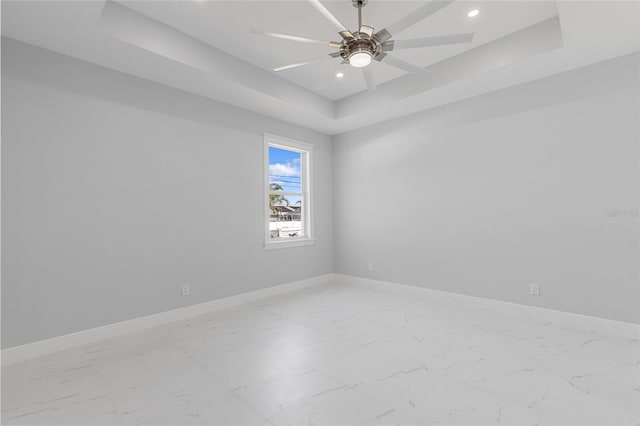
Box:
[2,38,638,350]
[1,38,333,348]
[333,53,640,324]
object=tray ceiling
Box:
[2,1,639,134]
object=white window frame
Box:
[264,133,314,249]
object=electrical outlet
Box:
[182,284,190,296]
[530,283,540,296]
[367,261,373,271]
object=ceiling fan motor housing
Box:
[337,0,388,65]
[341,37,383,63]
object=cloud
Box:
[269,162,300,177]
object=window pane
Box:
[268,198,304,239]
[269,146,302,193]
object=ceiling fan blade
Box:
[251,29,330,45]
[389,32,475,50]
[383,55,431,75]
[374,28,392,43]
[307,0,348,32]
[362,67,376,91]
[373,52,387,62]
[385,0,455,37]
[339,30,355,40]
[359,25,374,37]
[273,53,337,72]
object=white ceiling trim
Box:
[337,16,563,118]
[100,1,336,118]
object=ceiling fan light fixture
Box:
[349,50,372,68]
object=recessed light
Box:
[336,72,344,78]
[467,9,479,18]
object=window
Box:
[264,133,313,249]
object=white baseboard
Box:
[1,274,335,367]
[5,273,635,366]
[334,274,639,339]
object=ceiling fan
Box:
[252,0,475,91]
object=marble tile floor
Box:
[2,279,639,425]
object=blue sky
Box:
[269,146,301,193]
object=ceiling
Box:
[2,1,639,135]
[117,0,558,100]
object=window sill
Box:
[264,238,316,250]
